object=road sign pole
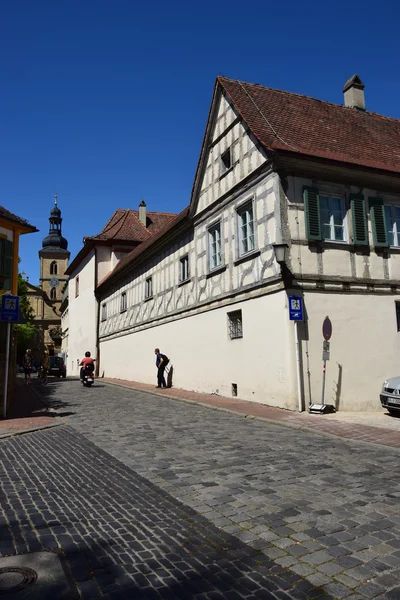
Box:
[2,322,11,419]
[294,320,302,412]
[321,359,327,405]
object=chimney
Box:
[343,74,365,110]
[139,199,147,226]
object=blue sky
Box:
[1,0,399,284]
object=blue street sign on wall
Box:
[0,295,20,322]
[289,296,303,321]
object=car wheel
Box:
[62,374,66,378]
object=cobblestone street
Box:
[1,378,400,599]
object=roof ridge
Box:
[218,76,400,124]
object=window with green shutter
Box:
[369,198,388,247]
[350,193,368,245]
[0,239,13,291]
[303,186,322,240]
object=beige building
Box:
[92,74,400,412]
[27,196,69,356]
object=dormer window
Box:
[220,148,232,174]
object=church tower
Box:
[39,194,70,316]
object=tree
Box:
[14,274,38,350]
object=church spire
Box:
[41,195,68,251]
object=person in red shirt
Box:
[80,351,95,380]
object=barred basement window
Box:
[120,291,127,313]
[228,310,243,340]
[145,276,153,299]
[101,303,107,321]
[396,301,400,332]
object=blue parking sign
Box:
[289,296,303,321]
[0,295,20,322]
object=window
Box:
[228,310,243,339]
[0,238,13,291]
[208,223,222,271]
[396,302,400,332]
[304,187,348,243]
[385,205,400,247]
[145,276,153,299]
[101,303,107,321]
[319,195,347,241]
[75,276,79,297]
[50,261,58,275]
[120,291,127,312]
[221,148,232,174]
[179,255,189,282]
[237,202,255,256]
[50,287,57,300]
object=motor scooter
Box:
[81,362,95,387]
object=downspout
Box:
[273,173,303,412]
[94,248,100,377]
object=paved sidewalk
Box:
[0,378,57,437]
[103,378,400,450]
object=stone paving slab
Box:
[0,425,330,599]
[34,379,400,598]
[103,378,400,450]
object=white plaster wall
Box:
[67,251,97,375]
[0,227,13,241]
[303,291,400,410]
[100,291,298,409]
[97,246,112,283]
[196,94,267,215]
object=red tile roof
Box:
[66,208,177,276]
[218,76,400,174]
[86,209,176,243]
[0,205,38,232]
[97,206,190,290]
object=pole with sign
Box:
[321,316,332,405]
[1,295,20,419]
[288,296,304,412]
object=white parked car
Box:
[381,377,400,416]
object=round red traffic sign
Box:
[322,317,332,341]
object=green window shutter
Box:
[369,197,388,247]
[2,240,14,290]
[303,186,321,241]
[350,193,368,245]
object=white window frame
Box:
[319,194,348,243]
[101,303,107,321]
[385,204,400,247]
[237,201,255,257]
[179,255,189,283]
[228,310,243,340]
[208,222,223,271]
[145,276,153,299]
[120,291,127,312]
[220,148,232,175]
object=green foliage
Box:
[14,274,38,347]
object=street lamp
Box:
[272,243,288,265]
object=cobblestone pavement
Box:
[0,425,329,600]
[28,378,400,599]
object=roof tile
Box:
[218,76,400,174]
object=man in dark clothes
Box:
[154,348,169,388]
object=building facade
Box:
[0,205,37,416]
[26,196,69,356]
[64,202,176,376]
[94,74,400,412]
